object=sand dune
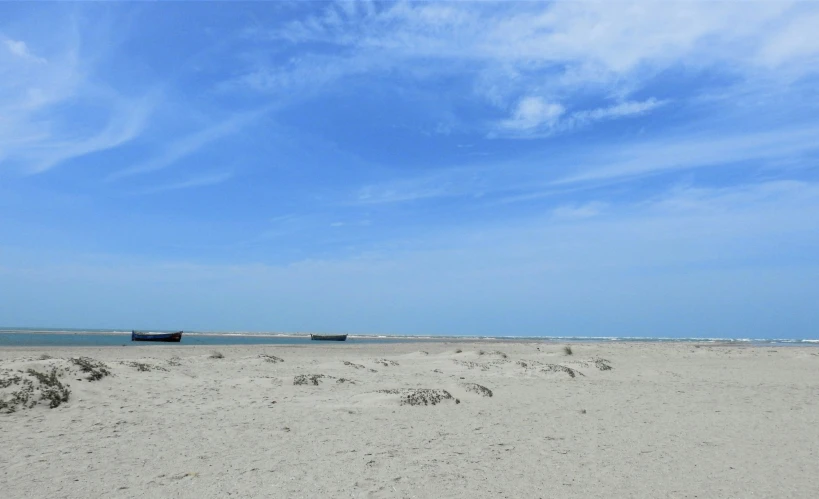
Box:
[2,341,818,498]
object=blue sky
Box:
[1,1,818,337]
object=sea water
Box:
[0,329,410,347]
[0,328,817,347]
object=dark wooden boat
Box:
[131,331,183,342]
[310,334,348,341]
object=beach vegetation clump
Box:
[593,357,612,370]
[1,368,70,413]
[453,359,489,371]
[123,361,168,372]
[0,376,33,413]
[26,368,71,408]
[563,346,573,356]
[378,388,455,406]
[38,354,53,361]
[0,373,22,389]
[209,351,225,359]
[455,349,462,354]
[70,357,111,381]
[459,382,493,397]
[540,364,584,378]
[259,354,284,363]
[167,356,182,366]
[294,374,329,386]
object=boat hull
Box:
[131,331,183,342]
[310,334,348,341]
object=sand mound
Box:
[1,367,71,413]
[376,388,457,406]
[459,383,493,397]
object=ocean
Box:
[0,328,816,347]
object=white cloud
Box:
[495,97,664,138]
[570,98,665,125]
[758,11,819,69]
[3,38,42,61]
[481,2,793,72]
[248,1,819,104]
[499,97,564,132]
[227,1,819,149]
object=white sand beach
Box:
[1,341,818,498]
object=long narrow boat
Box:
[131,331,183,342]
[310,334,348,341]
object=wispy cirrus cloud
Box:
[248,2,818,95]
[350,124,819,206]
[107,111,261,181]
[133,171,234,195]
[493,97,665,138]
[569,99,665,127]
[757,10,819,70]
[231,1,819,144]
[21,97,155,174]
[551,202,608,221]
[0,28,156,174]
[553,126,819,186]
